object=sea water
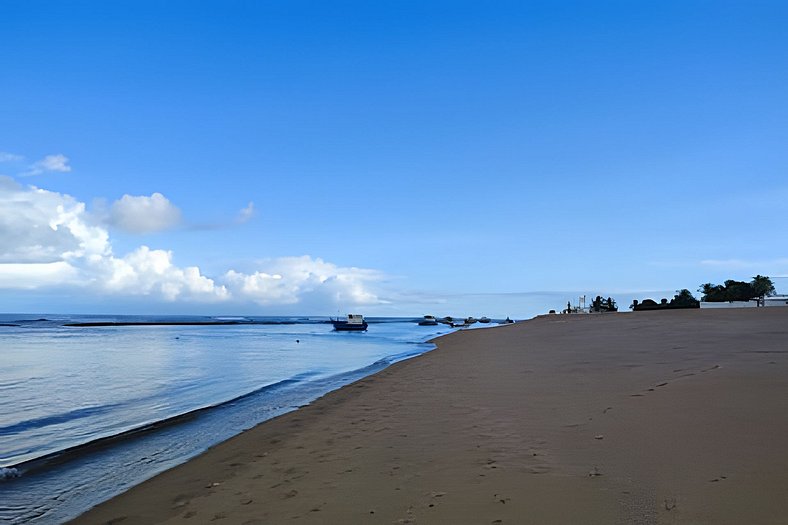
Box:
[0,314,464,524]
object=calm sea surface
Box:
[0,314,479,524]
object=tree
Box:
[699,275,775,304]
[750,275,776,299]
[672,289,699,307]
[751,275,776,303]
[699,282,725,302]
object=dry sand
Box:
[73,308,788,524]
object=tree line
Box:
[699,275,775,303]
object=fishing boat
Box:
[418,315,439,326]
[331,314,368,331]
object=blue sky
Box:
[2,1,787,317]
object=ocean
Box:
[0,314,478,524]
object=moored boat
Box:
[331,314,368,331]
[418,315,439,326]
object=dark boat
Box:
[331,314,368,331]
[418,315,439,326]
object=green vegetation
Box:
[671,289,700,307]
[699,275,776,303]
[629,289,699,310]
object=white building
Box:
[764,295,788,307]
[700,295,788,308]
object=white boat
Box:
[418,315,439,326]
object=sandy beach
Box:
[73,308,788,524]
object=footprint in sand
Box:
[173,495,191,509]
[493,493,511,504]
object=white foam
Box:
[0,467,20,479]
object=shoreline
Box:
[73,308,788,524]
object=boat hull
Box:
[332,321,368,331]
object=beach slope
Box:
[73,308,788,524]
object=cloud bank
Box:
[0,178,384,309]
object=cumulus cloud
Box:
[22,154,72,176]
[109,193,182,233]
[0,176,108,263]
[224,256,385,306]
[0,179,226,301]
[0,179,385,308]
[95,246,230,301]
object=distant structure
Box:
[589,296,617,313]
[562,295,617,314]
[763,295,788,307]
[563,295,587,314]
[631,289,699,311]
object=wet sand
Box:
[73,308,788,524]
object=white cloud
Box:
[700,258,788,269]
[94,246,230,301]
[0,180,385,308]
[0,176,108,263]
[237,201,255,223]
[0,180,226,302]
[0,262,78,289]
[0,152,24,163]
[109,193,182,234]
[223,256,385,306]
[22,154,72,176]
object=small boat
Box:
[418,315,439,326]
[331,314,368,331]
[478,316,491,323]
